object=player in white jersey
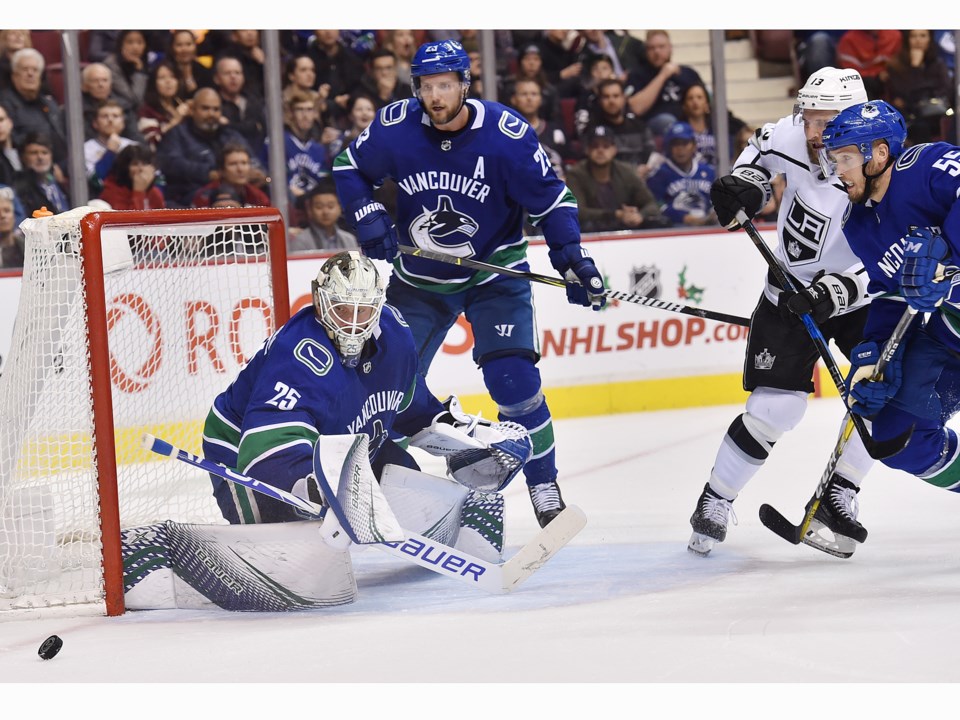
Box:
[686,68,875,557]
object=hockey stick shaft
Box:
[759,306,919,544]
[141,433,584,593]
[735,212,911,460]
[398,244,750,326]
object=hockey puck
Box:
[38,635,63,660]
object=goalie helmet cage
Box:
[0,206,290,616]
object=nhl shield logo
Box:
[630,265,661,298]
[362,361,372,374]
[441,139,452,151]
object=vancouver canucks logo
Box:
[409,195,479,257]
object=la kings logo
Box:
[755,348,775,370]
[783,193,831,265]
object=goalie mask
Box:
[312,251,385,368]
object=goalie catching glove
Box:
[408,396,533,492]
[710,166,772,230]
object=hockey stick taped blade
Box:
[141,433,175,457]
[501,505,587,592]
[758,504,802,545]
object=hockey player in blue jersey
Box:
[332,39,606,527]
[821,100,960,491]
[202,251,530,532]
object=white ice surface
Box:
[3,399,958,711]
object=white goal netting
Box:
[0,207,284,612]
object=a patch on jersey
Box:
[498,111,528,139]
[380,99,409,126]
[754,348,776,370]
[293,338,334,377]
[630,265,662,298]
[408,195,479,257]
[782,192,831,265]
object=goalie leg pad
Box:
[122,521,357,611]
[456,490,505,563]
[380,463,468,545]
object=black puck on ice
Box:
[38,635,63,660]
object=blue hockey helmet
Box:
[821,100,908,163]
[410,39,471,85]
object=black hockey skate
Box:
[529,480,566,528]
[688,482,736,557]
[801,475,867,559]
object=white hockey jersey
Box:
[735,116,870,312]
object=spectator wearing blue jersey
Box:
[647,121,717,227]
[264,89,331,222]
[333,39,605,527]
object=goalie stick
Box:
[735,211,913,461]
[141,434,586,593]
[398,244,750,326]
[757,305,919,552]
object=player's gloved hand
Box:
[844,340,904,417]
[550,244,606,310]
[778,270,859,323]
[901,226,952,312]
[709,166,773,230]
[350,200,399,261]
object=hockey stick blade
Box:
[500,505,587,591]
[758,503,802,545]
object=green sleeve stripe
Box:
[238,423,319,473]
[203,407,241,449]
[527,187,577,225]
[398,376,418,414]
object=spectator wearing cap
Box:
[585,78,654,168]
[207,184,244,208]
[287,178,358,253]
[573,54,617,136]
[565,124,667,233]
[0,48,67,166]
[646,121,717,228]
[191,142,270,208]
[12,131,68,217]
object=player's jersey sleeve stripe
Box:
[237,422,320,473]
[333,148,357,171]
[527,187,577,224]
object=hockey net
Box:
[0,206,289,615]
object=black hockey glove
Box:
[778,271,860,323]
[710,166,772,230]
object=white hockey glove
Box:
[408,396,533,492]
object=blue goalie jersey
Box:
[333,97,582,293]
[203,304,442,492]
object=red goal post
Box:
[0,207,289,615]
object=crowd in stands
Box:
[0,28,956,269]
